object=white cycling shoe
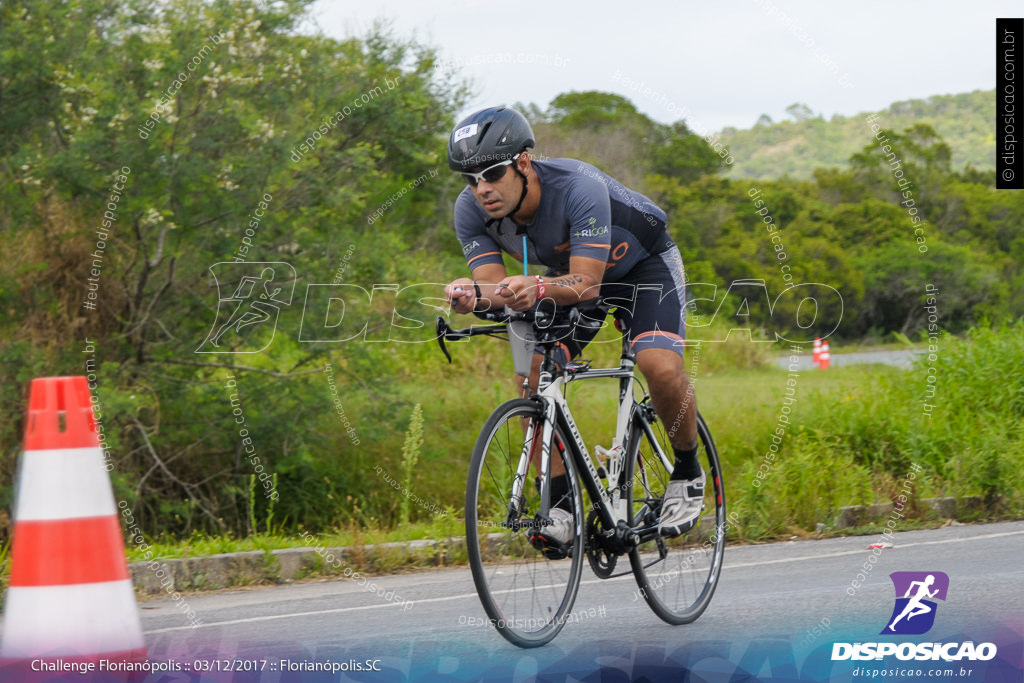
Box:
[658,470,706,537]
[529,507,575,559]
[540,507,575,546]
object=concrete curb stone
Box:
[128,495,986,594]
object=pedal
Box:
[528,532,572,560]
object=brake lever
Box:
[435,316,453,364]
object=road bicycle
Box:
[435,304,726,648]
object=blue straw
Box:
[522,235,528,275]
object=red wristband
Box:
[535,275,546,299]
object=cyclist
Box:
[443,106,702,548]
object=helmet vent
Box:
[477,122,491,143]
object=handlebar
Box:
[434,303,603,364]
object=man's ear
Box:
[518,151,532,174]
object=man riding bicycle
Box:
[443,106,702,547]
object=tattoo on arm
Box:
[550,274,585,288]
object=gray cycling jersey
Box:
[454,158,673,281]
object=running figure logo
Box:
[196,262,295,353]
[881,571,949,635]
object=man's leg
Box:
[516,352,574,548]
[636,346,705,537]
[519,353,568,481]
[621,244,704,536]
[517,321,598,551]
[636,347,698,455]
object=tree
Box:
[538,91,724,188]
[548,91,642,129]
[785,103,815,122]
[858,242,1006,335]
[0,0,467,536]
[650,120,725,183]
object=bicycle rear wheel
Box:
[465,398,584,648]
[626,410,725,624]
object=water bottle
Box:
[594,445,621,480]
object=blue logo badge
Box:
[881,571,949,635]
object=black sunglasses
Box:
[459,154,520,186]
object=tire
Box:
[465,398,585,648]
[626,410,726,624]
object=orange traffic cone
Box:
[819,339,831,369]
[0,377,146,670]
[812,337,822,367]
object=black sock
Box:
[549,473,573,512]
[671,446,701,481]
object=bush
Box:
[793,321,1024,516]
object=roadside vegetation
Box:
[1,0,1020,581]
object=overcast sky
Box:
[309,0,1010,133]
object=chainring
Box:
[585,508,618,578]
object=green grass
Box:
[346,320,1024,543]
[124,510,464,564]
[122,364,880,563]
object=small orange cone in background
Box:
[812,337,822,367]
[0,377,146,670]
[819,339,831,370]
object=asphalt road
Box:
[777,348,924,371]
[136,520,1024,681]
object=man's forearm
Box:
[543,273,601,305]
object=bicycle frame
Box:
[435,309,675,546]
[513,336,674,547]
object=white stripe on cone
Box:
[0,580,145,658]
[14,448,116,521]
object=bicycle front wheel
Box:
[465,398,584,648]
[626,410,726,624]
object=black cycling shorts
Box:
[539,243,688,364]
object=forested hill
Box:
[719,90,993,180]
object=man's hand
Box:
[445,278,477,314]
[496,275,540,312]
